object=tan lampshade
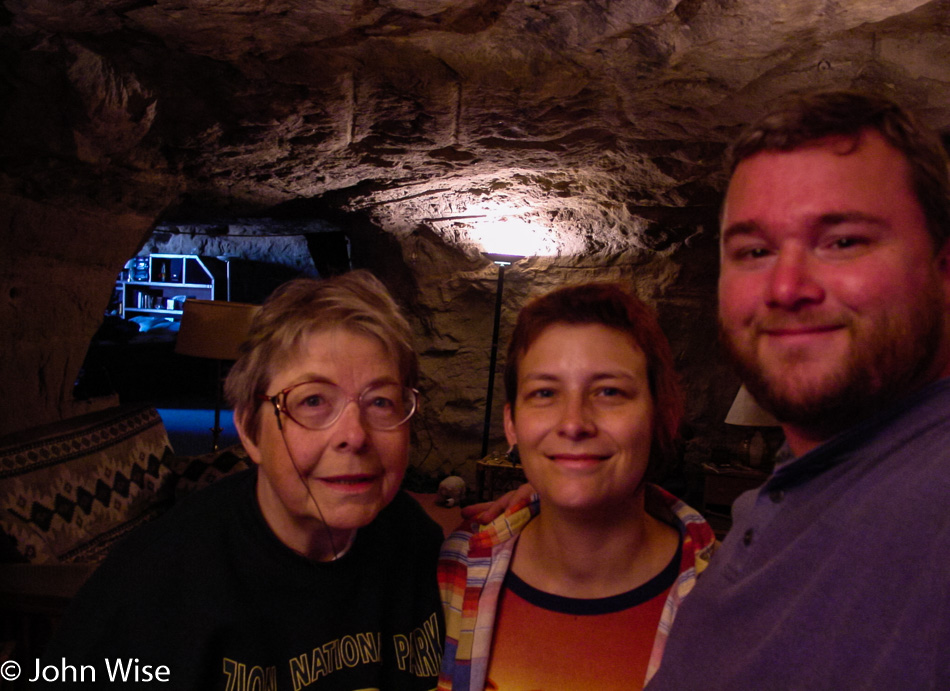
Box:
[725,385,780,427]
[175,299,260,361]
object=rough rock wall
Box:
[3,0,949,464]
[0,193,165,433]
[0,38,182,434]
[144,226,319,278]
[345,210,732,482]
[117,210,731,483]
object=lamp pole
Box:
[481,254,521,458]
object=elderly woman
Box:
[439,282,716,691]
[45,271,443,689]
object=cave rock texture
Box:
[2,0,950,478]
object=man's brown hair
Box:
[728,90,950,248]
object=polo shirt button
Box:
[769,490,785,503]
[743,529,754,546]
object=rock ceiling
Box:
[6,0,950,258]
[3,0,950,443]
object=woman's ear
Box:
[233,409,263,466]
[503,403,518,447]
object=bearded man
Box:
[649,90,950,689]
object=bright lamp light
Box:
[470,215,552,257]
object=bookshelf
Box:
[112,254,227,321]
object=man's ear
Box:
[234,410,263,466]
[503,403,518,447]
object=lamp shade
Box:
[175,299,260,361]
[725,385,780,427]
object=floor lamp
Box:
[175,299,260,451]
[480,253,522,458]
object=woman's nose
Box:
[557,395,597,439]
[332,400,369,450]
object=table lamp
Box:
[725,385,780,467]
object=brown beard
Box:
[719,284,946,435]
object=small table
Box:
[475,456,527,502]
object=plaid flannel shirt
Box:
[437,484,716,691]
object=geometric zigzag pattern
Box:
[0,405,176,563]
[15,453,166,532]
[0,406,166,479]
[164,447,252,499]
[0,404,251,564]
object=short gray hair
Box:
[224,270,417,442]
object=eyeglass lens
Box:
[282,382,416,430]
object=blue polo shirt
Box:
[649,377,950,690]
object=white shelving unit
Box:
[112,254,227,321]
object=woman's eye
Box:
[524,388,556,403]
[368,396,395,409]
[301,395,327,408]
[594,386,635,403]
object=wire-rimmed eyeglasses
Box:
[258,380,419,431]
